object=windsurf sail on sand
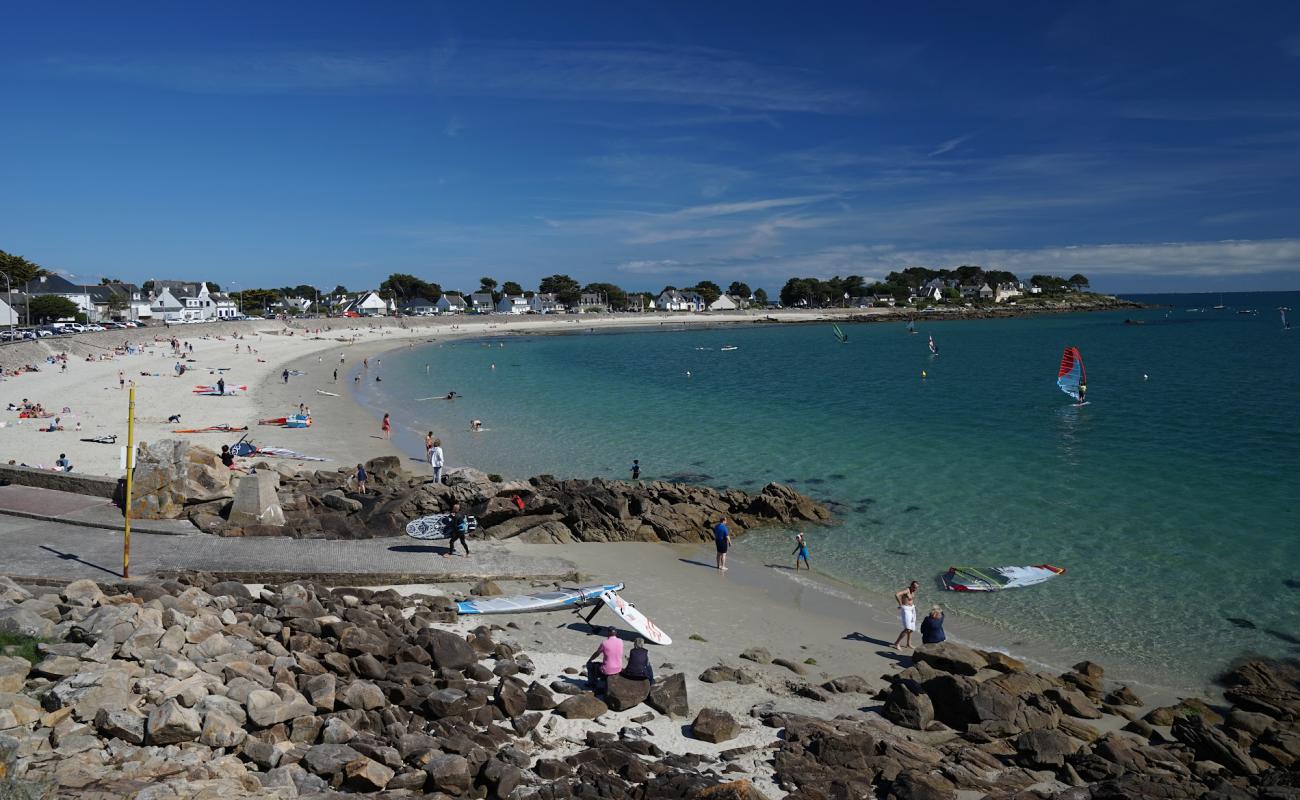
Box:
[942,565,1065,592]
[832,324,848,343]
[456,583,625,615]
[1057,346,1086,401]
[928,335,938,355]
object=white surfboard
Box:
[457,583,624,615]
[600,590,672,645]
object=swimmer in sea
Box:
[470,419,483,432]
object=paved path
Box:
[0,484,196,535]
[0,491,577,584]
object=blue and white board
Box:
[405,513,478,541]
[456,583,624,615]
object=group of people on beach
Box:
[893,579,946,649]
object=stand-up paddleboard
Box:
[599,590,672,645]
[456,583,624,615]
[942,565,1065,592]
[404,513,478,540]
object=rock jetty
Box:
[2,574,1299,799]
[128,443,832,541]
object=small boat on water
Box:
[1123,318,1145,325]
[720,345,739,352]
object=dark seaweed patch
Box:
[804,477,825,485]
[904,505,922,513]
[1264,628,1300,645]
[1226,617,1257,630]
[1284,579,1300,590]
[828,473,846,480]
[885,549,913,556]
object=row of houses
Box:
[914,279,1035,304]
[2,275,241,324]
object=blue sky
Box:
[1,1,1298,294]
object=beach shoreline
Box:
[0,302,1213,705]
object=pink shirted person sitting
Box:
[586,628,624,692]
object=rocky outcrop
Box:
[128,439,235,519]
[194,459,831,542]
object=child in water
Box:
[792,531,811,570]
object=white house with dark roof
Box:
[494,295,529,314]
[656,289,704,312]
[401,297,437,315]
[436,293,467,313]
[469,292,494,313]
[21,274,96,320]
[528,292,561,314]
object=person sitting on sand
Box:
[920,606,946,644]
[54,453,72,472]
[892,591,917,650]
[587,628,624,692]
[620,637,654,683]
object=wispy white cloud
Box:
[444,115,463,137]
[41,42,865,113]
[928,133,974,157]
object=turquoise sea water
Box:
[356,292,1300,687]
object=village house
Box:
[994,282,1023,303]
[147,281,238,322]
[336,290,390,317]
[0,297,18,326]
[469,292,494,313]
[89,282,152,322]
[527,292,562,314]
[707,294,739,311]
[494,295,529,314]
[577,292,607,312]
[20,274,97,321]
[400,297,437,315]
[435,293,467,314]
[656,289,704,312]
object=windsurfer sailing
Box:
[1078,382,1087,405]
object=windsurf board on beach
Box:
[456,583,624,615]
[599,590,672,645]
[404,513,478,540]
[942,565,1065,592]
[316,390,339,397]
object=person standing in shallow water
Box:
[712,518,731,571]
[792,531,811,570]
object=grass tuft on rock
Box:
[0,632,47,664]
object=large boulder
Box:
[1015,728,1076,769]
[556,694,608,720]
[692,708,740,743]
[604,674,652,711]
[147,699,201,745]
[0,606,56,639]
[884,682,934,730]
[912,642,987,676]
[129,439,235,519]
[0,655,31,693]
[648,673,690,718]
[421,628,477,670]
[1171,715,1259,776]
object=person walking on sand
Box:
[118,371,125,390]
[712,518,732,571]
[445,502,470,558]
[217,377,225,395]
[920,606,946,644]
[429,439,444,483]
[333,368,338,382]
[792,531,811,570]
[355,463,368,494]
[381,413,391,439]
[282,369,289,384]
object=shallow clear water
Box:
[357,292,1300,686]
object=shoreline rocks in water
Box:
[146,446,831,541]
[2,574,1298,799]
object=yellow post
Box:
[123,383,136,578]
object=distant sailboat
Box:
[907,320,917,335]
[1282,307,1292,331]
[1213,294,1225,310]
[1057,346,1088,405]
[928,335,938,356]
[832,323,848,344]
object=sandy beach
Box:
[0,308,1201,708]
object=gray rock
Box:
[196,694,247,725]
[344,756,395,791]
[470,579,503,596]
[0,606,55,639]
[691,707,740,743]
[0,655,31,693]
[884,682,935,730]
[147,698,202,744]
[425,688,469,717]
[912,642,987,676]
[555,694,608,720]
[228,470,285,526]
[1048,687,1103,719]
[739,647,772,664]
[771,657,806,675]
[303,743,363,777]
[207,580,254,601]
[62,579,106,607]
[304,672,336,711]
[822,675,872,694]
[94,707,146,744]
[422,628,477,670]
[1016,728,1077,768]
[648,673,690,718]
[322,717,357,744]
[341,680,385,710]
[426,753,472,795]
[604,674,652,711]
[1171,715,1259,776]
[322,491,363,512]
[199,709,246,748]
[526,681,558,710]
[246,688,315,727]
[0,575,32,602]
